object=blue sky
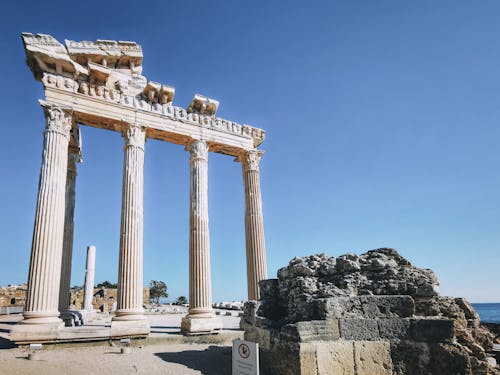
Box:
[0,1,499,302]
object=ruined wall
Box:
[0,285,27,307]
[243,248,499,375]
[70,287,150,311]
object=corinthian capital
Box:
[186,139,208,161]
[241,150,264,172]
[42,104,72,138]
[123,124,146,149]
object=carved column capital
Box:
[123,124,146,149]
[186,139,209,161]
[42,104,72,138]
[240,150,264,172]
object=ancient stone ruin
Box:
[243,248,499,375]
[11,33,268,343]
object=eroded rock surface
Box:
[244,248,499,375]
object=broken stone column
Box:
[83,246,96,311]
[240,150,267,301]
[111,124,149,337]
[181,139,222,335]
[10,104,72,342]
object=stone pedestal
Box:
[11,104,72,342]
[181,140,222,335]
[111,124,149,337]
[240,150,268,300]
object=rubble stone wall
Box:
[70,287,150,311]
[243,248,499,375]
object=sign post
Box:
[232,339,259,375]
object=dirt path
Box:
[0,343,232,375]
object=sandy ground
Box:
[0,311,243,375]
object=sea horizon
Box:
[472,303,500,324]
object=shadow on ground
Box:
[0,337,15,349]
[155,345,231,375]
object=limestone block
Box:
[110,318,150,338]
[316,341,355,375]
[243,300,260,325]
[411,318,454,342]
[340,318,380,340]
[180,315,222,335]
[312,296,414,320]
[257,298,285,321]
[354,341,392,375]
[244,326,271,350]
[10,321,64,344]
[359,295,415,318]
[378,318,411,340]
[299,343,318,375]
[259,342,301,375]
[390,341,471,375]
[259,278,279,299]
[390,341,431,375]
[313,297,364,319]
[280,320,340,342]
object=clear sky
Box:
[0,1,499,303]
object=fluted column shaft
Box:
[24,105,72,324]
[241,150,267,300]
[115,124,146,320]
[187,140,214,316]
[58,142,80,313]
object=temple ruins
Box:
[10,32,268,343]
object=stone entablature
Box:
[23,33,264,155]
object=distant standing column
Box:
[111,124,149,336]
[12,104,72,340]
[241,150,267,300]
[83,246,96,311]
[58,129,81,314]
[181,139,222,335]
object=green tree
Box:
[149,280,168,304]
[96,281,117,288]
[175,296,188,305]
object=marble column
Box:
[241,150,267,300]
[181,139,222,335]
[11,104,72,341]
[58,129,81,316]
[83,246,96,311]
[111,124,149,337]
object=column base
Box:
[110,315,150,338]
[79,309,99,324]
[10,319,64,343]
[181,314,223,335]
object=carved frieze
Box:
[24,33,266,149]
[41,72,265,146]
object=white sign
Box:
[232,339,259,375]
